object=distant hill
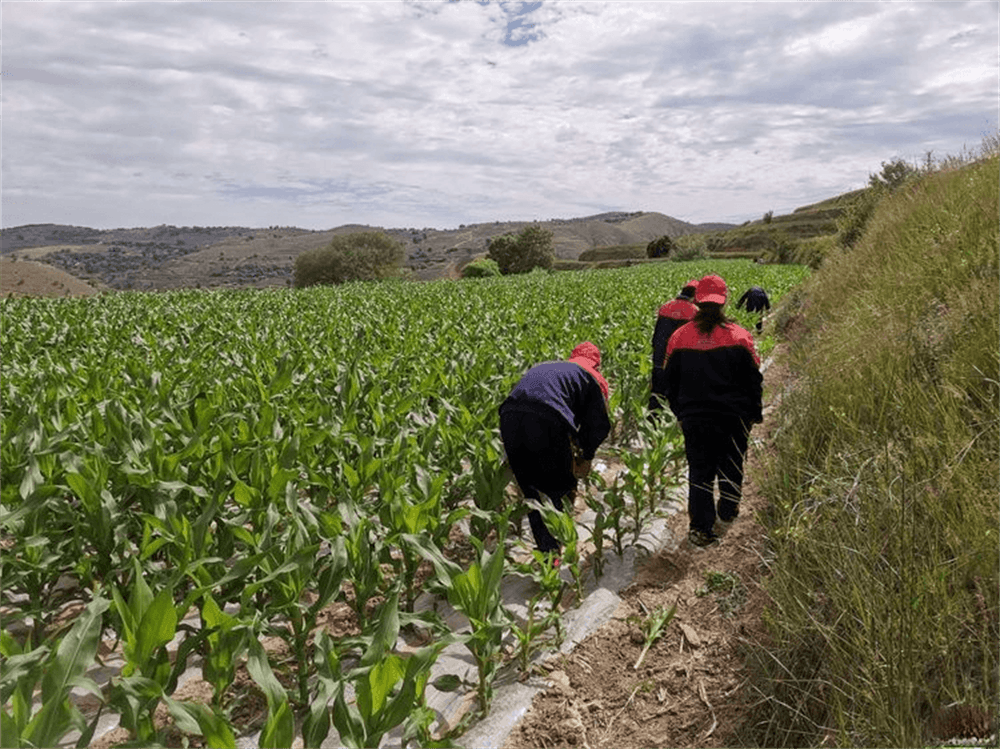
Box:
[0,212,731,290]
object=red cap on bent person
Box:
[696,274,727,305]
[568,341,610,401]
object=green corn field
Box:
[0,259,808,748]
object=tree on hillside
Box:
[646,235,675,259]
[834,159,918,251]
[486,225,554,274]
[869,158,916,190]
[294,231,405,288]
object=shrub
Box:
[294,231,405,288]
[869,158,917,189]
[759,231,798,264]
[578,245,645,262]
[461,258,501,279]
[646,235,675,258]
[670,246,707,262]
[486,225,554,275]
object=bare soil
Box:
[502,355,791,749]
[0,257,103,297]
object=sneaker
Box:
[688,528,720,548]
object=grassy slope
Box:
[746,152,999,746]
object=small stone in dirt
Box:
[678,622,701,648]
[629,627,644,645]
[548,670,575,697]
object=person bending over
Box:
[499,342,611,560]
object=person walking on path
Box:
[499,342,611,560]
[663,275,763,547]
[649,279,699,417]
[736,285,771,332]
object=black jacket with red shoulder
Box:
[663,320,763,423]
[649,298,698,410]
[651,298,698,368]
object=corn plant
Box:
[246,636,294,749]
[235,493,350,711]
[635,417,686,513]
[509,551,566,669]
[340,505,387,629]
[0,597,109,749]
[378,463,470,613]
[0,260,807,744]
[107,562,190,744]
[199,594,250,709]
[306,593,449,749]
[582,493,609,580]
[632,603,677,670]
[535,497,584,604]
[411,528,511,717]
[593,472,628,557]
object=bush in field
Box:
[670,246,707,262]
[759,231,798,264]
[486,225,554,275]
[294,231,405,287]
[461,258,501,279]
[646,235,675,259]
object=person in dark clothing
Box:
[736,285,771,332]
[649,279,698,416]
[499,342,611,558]
[664,275,763,548]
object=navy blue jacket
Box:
[499,361,611,460]
[736,286,771,313]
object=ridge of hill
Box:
[0,212,728,291]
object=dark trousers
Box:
[499,409,576,553]
[681,416,750,534]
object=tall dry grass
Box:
[742,140,999,747]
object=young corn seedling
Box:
[632,603,677,670]
[535,495,584,604]
[583,490,609,580]
[378,463,470,613]
[306,592,450,749]
[339,503,387,629]
[599,473,629,557]
[509,550,565,670]
[108,562,185,744]
[246,635,295,749]
[0,597,109,749]
[613,447,655,547]
[636,416,686,514]
[410,525,510,717]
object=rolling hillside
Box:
[0,212,728,291]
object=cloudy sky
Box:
[2,1,997,231]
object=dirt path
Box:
[503,350,790,749]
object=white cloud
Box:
[2,1,996,230]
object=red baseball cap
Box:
[696,274,727,305]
